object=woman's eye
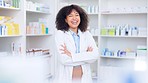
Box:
[68,15,72,17]
[76,14,79,16]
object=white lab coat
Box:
[53,30,98,83]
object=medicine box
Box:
[101,28,108,35]
[108,28,115,36]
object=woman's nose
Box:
[72,16,77,19]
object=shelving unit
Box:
[26,10,50,14]
[0,0,25,54]
[25,0,56,80]
[0,0,56,82]
[26,34,52,37]
[100,55,136,59]
[0,6,20,10]
[98,0,148,82]
[100,35,147,38]
[101,12,147,15]
[0,35,22,37]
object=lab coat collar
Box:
[65,29,82,36]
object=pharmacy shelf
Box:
[26,9,50,14]
[100,55,136,59]
[93,35,99,37]
[0,35,22,38]
[37,54,52,58]
[100,12,147,15]
[100,35,147,38]
[88,13,98,15]
[26,34,52,37]
[0,6,20,11]
[0,0,55,82]
[26,55,52,59]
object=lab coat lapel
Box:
[79,31,84,52]
[65,31,76,49]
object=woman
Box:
[54,4,98,83]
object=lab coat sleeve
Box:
[71,31,99,63]
[55,30,85,66]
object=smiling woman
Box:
[55,4,88,32]
[54,4,99,83]
[65,9,81,33]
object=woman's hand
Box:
[60,43,72,57]
[86,46,93,52]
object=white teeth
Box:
[72,22,77,25]
[73,21,77,22]
[71,21,78,25]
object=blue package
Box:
[0,0,3,6]
[45,27,48,34]
[102,48,108,56]
[117,50,120,57]
[120,51,126,57]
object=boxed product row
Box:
[90,28,99,36]
[101,24,146,36]
[0,43,21,56]
[101,45,147,58]
[59,3,98,14]
[100,6,148,13]
[26,48,50,56]
[26,22,48,35]
[137,45,147,58]
[26,1,50,13]
[81,5,98,14]
[26,18,49,35]
[11,42,21,55]
[0,23,19,35]
[0,0,20,8]
[0,16,19,35]
[102,48,137,58]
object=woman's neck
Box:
[70,28,78,34]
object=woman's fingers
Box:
[90,47,93,51]
[87,46,93,52]
[60,44,69,54]
[61,44,66,49]
[59,44,71,57]
[60,48,65,51]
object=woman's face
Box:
[65,9,80,30]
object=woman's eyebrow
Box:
[74,12,79,14]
